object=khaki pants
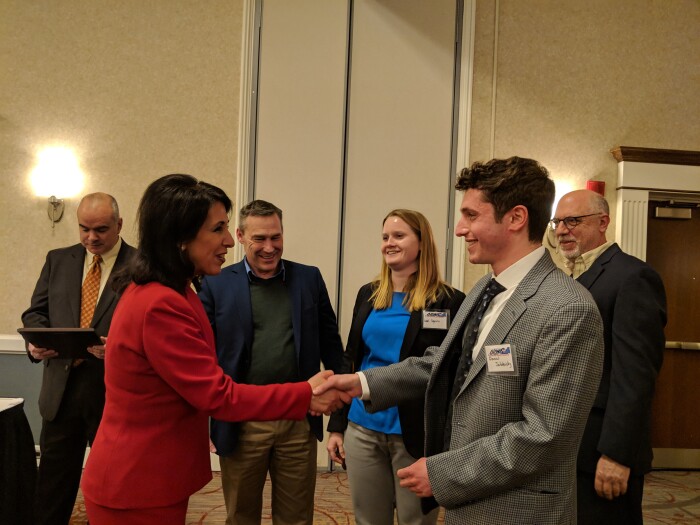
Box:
[221,419,317,525]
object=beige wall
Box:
[464,0,700,288]
[0,0,244,333]
[2,0,699,327]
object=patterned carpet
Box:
[70,469,700,524]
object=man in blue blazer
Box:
[553,190,666,525]
[22,193,135,525]
[199,199,343,525]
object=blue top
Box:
[348,292,410,435]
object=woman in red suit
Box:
[82,174,343,524]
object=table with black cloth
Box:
[0,398,37,525]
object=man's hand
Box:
[308,369,334,390]
[594,454,630,500]
[397,457,433,497]
[327,432,346,466]
[309,388,351,416]
[312,373,363,399]
[87,336,108,360]
[28,343,58,361]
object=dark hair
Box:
[117,174,232,294]
[455,156,555,241]
[238,199,283,231]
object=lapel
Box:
[67,245,86,326]
[348,291,374,370]
[230,261,254,353]
[91,242,130,327]
[285,262,303,359]
[431,276,490,377]
[460,252,556,391]
[577,243,619,290]
[400,309,422,359]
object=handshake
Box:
[306,371,363,416]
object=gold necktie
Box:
[80,254,102,328]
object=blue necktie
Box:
[444,278,506,449]
[453,278,506,392]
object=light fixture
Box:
[29,146,85,228]
[552,179,575,215]
[47,195,65,224]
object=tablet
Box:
[17,328,102,360]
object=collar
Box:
[243,257,286,282]
[85,237,122,266]
[564,240,613,278]
[491,246,546,290]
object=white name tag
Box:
[485,344,518,375]
[422,309,450,330]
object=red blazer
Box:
[82,282,311,508]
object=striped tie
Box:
[80,254,102,328]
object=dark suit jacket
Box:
[22,241,135,422]
[199,259,344,456]
[576,243,666,475]
[327,283,465,458]
[364,252,604,524]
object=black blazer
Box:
[328,282,465,458]
[22,241,135,421]
[576,243,666,475]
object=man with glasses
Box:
[552,189,667,525]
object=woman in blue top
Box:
[327,209,465,525]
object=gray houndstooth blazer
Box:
[364,251,604,524]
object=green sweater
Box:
[245,275,299,385]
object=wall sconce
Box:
[47,195,65,224]
[29,147,85,228]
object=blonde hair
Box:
[370,209,454,312]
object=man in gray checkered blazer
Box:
[316,157,604,524]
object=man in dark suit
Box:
[316,157,604,524]
[22,192,134,525]
[553,189,666,525]
[199,199,343,525]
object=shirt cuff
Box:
[357,372,370,400]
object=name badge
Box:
[485,344,518,376]
[422,309,450,330]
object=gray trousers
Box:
[344,422,439,525]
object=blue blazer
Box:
[199,259,344,456]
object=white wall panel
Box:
[255,0,349,304]
[339,0,457,335]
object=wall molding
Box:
[450,0,476,291]
[612,146,700,167]
[613,147,700,260]
[233,0,259,263]
[0,334,25,355]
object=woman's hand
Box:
[327,432,346,467]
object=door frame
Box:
[613,146,700,262]
[613,146,700,469]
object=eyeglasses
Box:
[548,213,601,231]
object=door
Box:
[646,200,700,465]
